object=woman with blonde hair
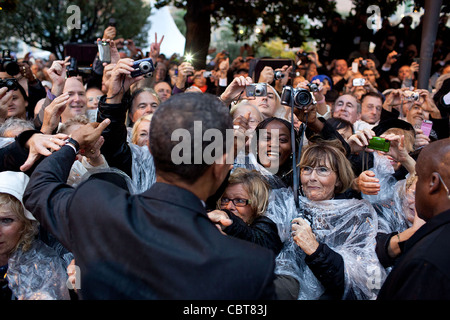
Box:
[207,168,282,255]
[0,171,70,300]
[131,114,153,147]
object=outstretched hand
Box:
[21,133,69,172]
[207,210,233,235]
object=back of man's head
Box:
[415,138,450,220]
[150,92,233,184]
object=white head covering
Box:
[0,171,35,220]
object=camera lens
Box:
[139,61,151,73]
[274,71,284,80]
[294,89,312,107]
[4,61,20,76]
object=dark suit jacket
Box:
[23,146,277,300]
[377,209,450,300]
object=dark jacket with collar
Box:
[23,146,277,300]
[377,209,450,300]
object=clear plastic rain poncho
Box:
[361,152,411,234]
[67,143,155,195]
[7,240,70,300]
[265,187,387,300]
[233,150,289,189]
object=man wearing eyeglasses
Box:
[378,138,450,299]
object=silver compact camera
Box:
[245,83,267,98]
[403,90,419,101]
[130,58,155,78]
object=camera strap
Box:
[289,96,308,209]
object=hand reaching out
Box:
[207,210,233,235]
[21,133,69,172]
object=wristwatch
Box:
[65,137,80,154]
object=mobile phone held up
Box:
[352,78,365,87]
[367,137,390,152]
[98,41,111,64]
[420,120,433,137]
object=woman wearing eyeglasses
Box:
[207,168,282,256]
[268,139,386,300]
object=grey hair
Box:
[0,117,35,137]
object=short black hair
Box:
[149,92,232,184]
[360,91,384,104]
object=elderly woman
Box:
[207,168,282,255]
[0,171,70,300]
[267,139,386,300]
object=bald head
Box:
[415,138,450,220]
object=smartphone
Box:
[352,78,365,87]
[367,137,390,152]
[352,61,359,73]
[98,41,111,64]
[420,120,433,137]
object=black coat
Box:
[23,146,277,300]
[377,209,450,299]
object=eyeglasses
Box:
[220,198,251,207]
[300,166,334,177]
[436,172,450,200]
[88,95,102,102]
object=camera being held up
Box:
[130,58,155,78]
[403,90,420,101]
[281,85,316,109]
[1,50,20,76]
[245,83,267,98]
[274,70,285,80]
[0,78,19,91]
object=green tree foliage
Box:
[155,0,339,68]
[0,0,151,58]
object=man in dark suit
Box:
[377,138,450,299]
[23,60,277,299]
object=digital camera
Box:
[367,137,390,152]
[307,82,319,92]
[274,70,285,80]
[245,83,267,98]
[280,86,314,109]
[130,58,155,78]
[1,50,20,76]
[98,41,111,64]
[403,90,419,101]
[0,78,19,91]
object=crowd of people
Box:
[0,10,449,301]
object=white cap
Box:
[0,171,35,220]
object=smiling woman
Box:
[266,139,385,300]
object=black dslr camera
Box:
[0,78,19,91]
[1,50,20,76]
[281,85,315,109]
[130,58,155,78]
